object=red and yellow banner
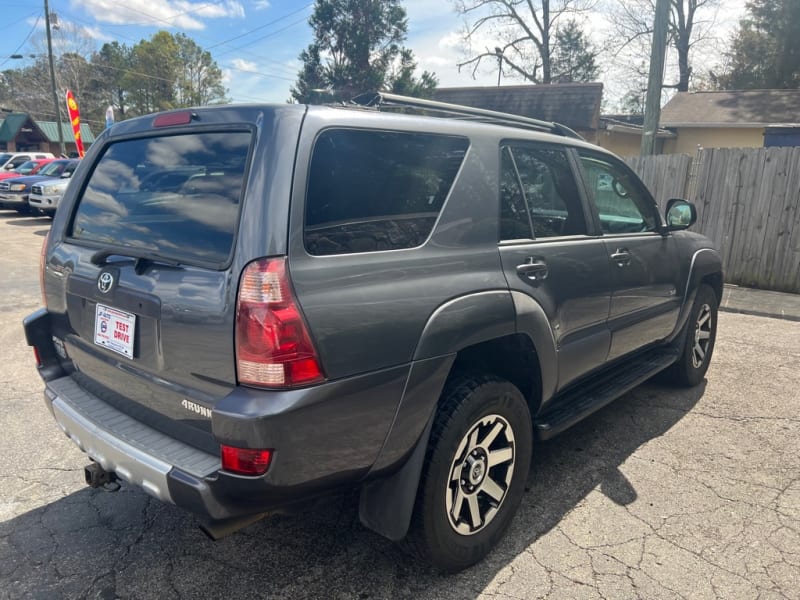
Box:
[65,90,85,158]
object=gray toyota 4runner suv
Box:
[24,93,722,572]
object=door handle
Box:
[610,248,631,267]
[517,258,549,281]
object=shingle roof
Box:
[432,83,603,131]
[35,120,96,144]
[660,90,800,127]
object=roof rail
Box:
[349,91,584,140]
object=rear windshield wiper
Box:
[90,248,183,274]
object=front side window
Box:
[578,152,659,234]
[305,129,468,255]
[70,131,251,267]
[499,143,586,240]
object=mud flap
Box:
[358,413,435,542]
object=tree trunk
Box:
[676,32,691,91]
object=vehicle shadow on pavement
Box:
[3,215,51,228]
[0,381,704,599]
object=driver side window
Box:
[578,153,658,234]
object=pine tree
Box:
[291,0,436,103]
[550,20,599,83]
[716,0,800,89]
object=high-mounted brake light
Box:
[153,111,195,128]
[235,257,325,388]
[220,445,272,476]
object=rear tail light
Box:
[33,346,42,367]
[235,257,324,388]
[220,445,272,476]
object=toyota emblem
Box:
[97,272,114,294]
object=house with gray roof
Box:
[432,83,604,142]
[657,89,800,154]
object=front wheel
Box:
[404,375,533,572]
[668,284,718,386]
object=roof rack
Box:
[349,91,584,140]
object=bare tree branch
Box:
[453,0,595,84]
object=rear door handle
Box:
[517,258,549,281]
[610,248,632,267]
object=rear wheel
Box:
[404,375,532,572]
[668,284,718,386]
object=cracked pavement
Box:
[1,212,798,599]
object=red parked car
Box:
[0,158,55,181]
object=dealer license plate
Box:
[94,304,136,359]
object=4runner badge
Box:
[182,399,212,419]
[97,272,114,294]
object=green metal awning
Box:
[34,120,96,144]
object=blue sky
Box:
[1,0,744,108]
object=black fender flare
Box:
[508,290,558,405]
[684,248,723,305]
[667,248,723,344]
[358,290,557,541]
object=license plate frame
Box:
[94,303,136,359]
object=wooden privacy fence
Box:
[626,148,800,294]
[625,153,693,210]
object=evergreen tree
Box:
[175,34,228,107]
[550,20,599,83]
[291,0,436,103]
[716,0,800,89]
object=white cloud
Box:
[74,24,114,42]
[438,31,463,50]
[71,0,244,30]
[253,0,271,10]
[230,58,258,72]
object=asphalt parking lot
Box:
[0,210,798,599]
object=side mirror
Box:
[665,198,697,231]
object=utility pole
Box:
[44,0,65,156]
[640,0,670,157]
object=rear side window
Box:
[70,131,251,267]
[305,129,468,256]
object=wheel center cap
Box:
[468,458,486,485]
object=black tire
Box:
[667,284,718,386]
[403,375,533,572]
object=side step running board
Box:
[535,348,678,441]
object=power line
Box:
[213,15,309,59]
[206,3,312,49]
[7,2,306,107]
[62,8,302,79]
[0,14,42,69]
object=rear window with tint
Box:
[305,129,468,255]
[70,131,251,267]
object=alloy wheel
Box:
[445,414,515,536]
[692,303,713,368]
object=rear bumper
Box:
[47,382,176,504]
[26,308,413,521]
